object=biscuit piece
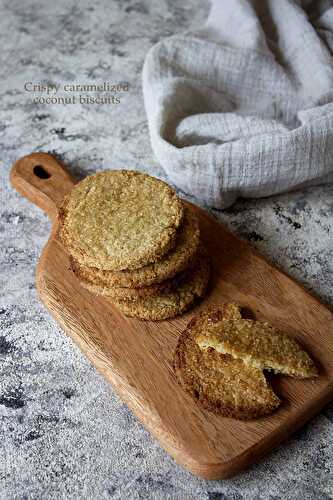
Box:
[112,248,210,320]
[196,318,318,379]
[174,304,280,419]
[59,170,184,271]
[70,206,200,288]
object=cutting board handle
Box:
[10,152,75,220]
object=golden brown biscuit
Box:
[69,206,200,288]
[196,317,318,378]
[112,247,210,320]
[59,170,184,271]
[71,260,180,300]
[174,304,280,419]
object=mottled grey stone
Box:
[1,0,332,499]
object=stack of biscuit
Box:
[58,170,210,320]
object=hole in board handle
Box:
[33,165,51,179]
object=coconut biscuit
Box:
[196,317,318,378]
[71,258,181,301]
[112,248,210,321]
[59,170,184,271]
[174,304,280,419]
[69,205,200,288]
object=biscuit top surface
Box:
[59,170,184,270]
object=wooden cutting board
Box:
[10,152,333,480]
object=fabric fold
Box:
[143,0,333,208]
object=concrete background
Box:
[1,0,333,498]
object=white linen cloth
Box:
[143,0,333,208]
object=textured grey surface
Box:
[1,1,333,499]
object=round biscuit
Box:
[173,304,280,419]
[72,263,180,301]
[69,206,200,288]
[59,170,184,271]
[112,247,210,321]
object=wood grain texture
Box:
[11,153,333,479]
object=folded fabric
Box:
[143,0,333,208]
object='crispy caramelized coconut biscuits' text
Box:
[174,304,280,419]
[70,206,200,289]
[196,318,318,378]
[59,170,184,271]
[112,248,210,321]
